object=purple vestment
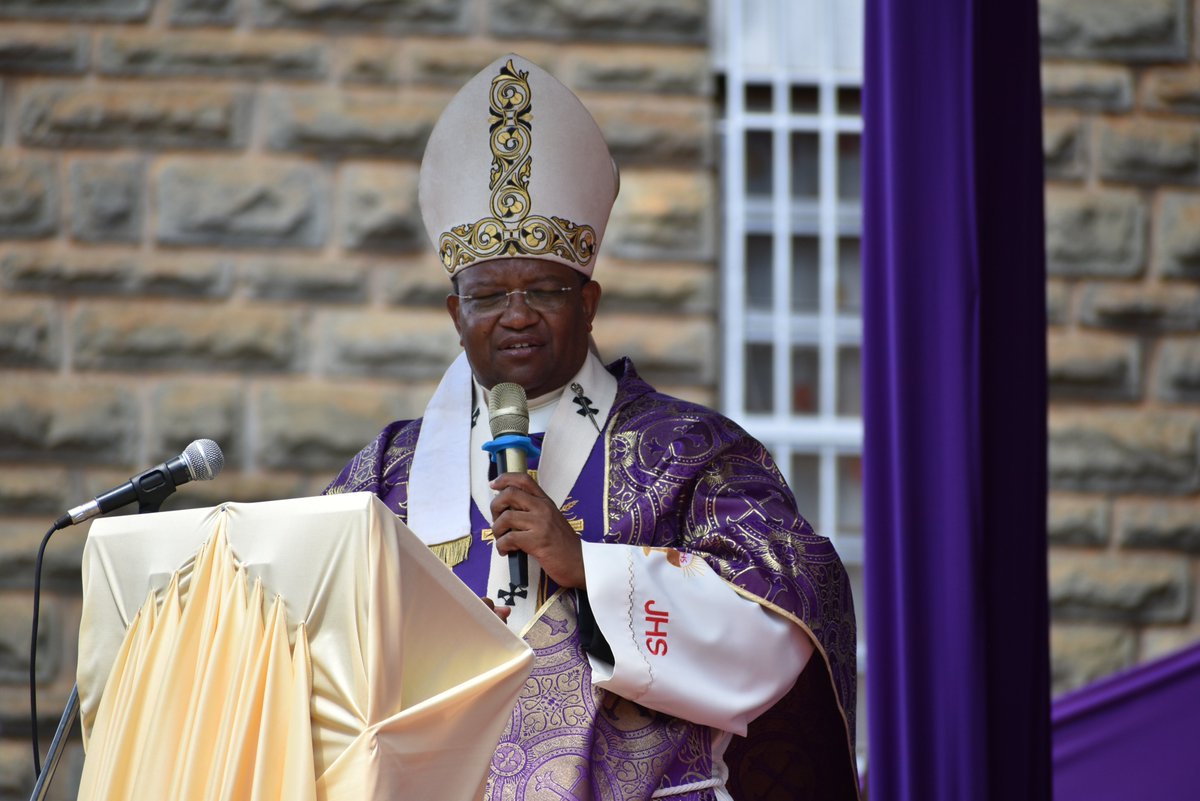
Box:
[326,359,858,799]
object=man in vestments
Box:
[326,54,859,800]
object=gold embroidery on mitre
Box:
[439,59,598,273]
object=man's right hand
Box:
[489,472,587,589]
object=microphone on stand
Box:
[483,383,541,589]
[56,438,225,529]
[32,438,225,781]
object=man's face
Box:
[446,258,601,399]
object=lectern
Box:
[69,492,532,800]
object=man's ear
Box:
[446,292,464,345]
[581,280,602,331]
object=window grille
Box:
[713,0,866,763]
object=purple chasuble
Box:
[326,359,859,800]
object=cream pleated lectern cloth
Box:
[76,492,533,801]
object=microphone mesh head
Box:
[182,439,225,482]
[488,383,529,438]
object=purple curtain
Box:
[1053,641,1200,799]
[861,0,1051,797]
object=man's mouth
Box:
[499,340,542,353]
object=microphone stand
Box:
[27,687,77,801]
[28,493,176,801]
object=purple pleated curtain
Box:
[861,0,1051,798]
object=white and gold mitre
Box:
[418,54,619,278]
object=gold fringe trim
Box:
[429,534,473,569]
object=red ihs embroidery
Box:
[644,599,669,656]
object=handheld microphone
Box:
[58,439,225,528]
[484,383,540,589]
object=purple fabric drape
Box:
[1052,640,1200,799]
[1056,637,1195,796]
[861,0,1050,798]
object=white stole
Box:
[407,352,617,629]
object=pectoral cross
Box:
[570,382,600,432]
[497,583,527,606]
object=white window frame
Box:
[715,0,864,560]
[713,0,866,760]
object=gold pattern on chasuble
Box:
[328,436,385,494]
[611,431,639,471]
[700,458,738,489]
[381,437,417,518]
[603,394,827,601]
[383,439,413,477]
[439,59,598,273]
[487,593,695,801]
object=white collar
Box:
[407,352,618,545]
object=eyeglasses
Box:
[455,286,576,316]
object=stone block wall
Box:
[7,0,1197,792]
[1042,0,1200,694]
[0,2,713,796]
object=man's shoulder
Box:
[376,417,424,471]
[610,358,755,446]
[619,386,737,428]
[360,416,425,462]
[324,417,422,495]
[381,417,423,445]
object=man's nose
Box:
[499,291,538,326]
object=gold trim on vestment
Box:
[725,579,861,796]
[429,533,473,569]
[518,587,568,640]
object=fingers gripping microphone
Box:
[483,383,541,589]
[59,439,225,528]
